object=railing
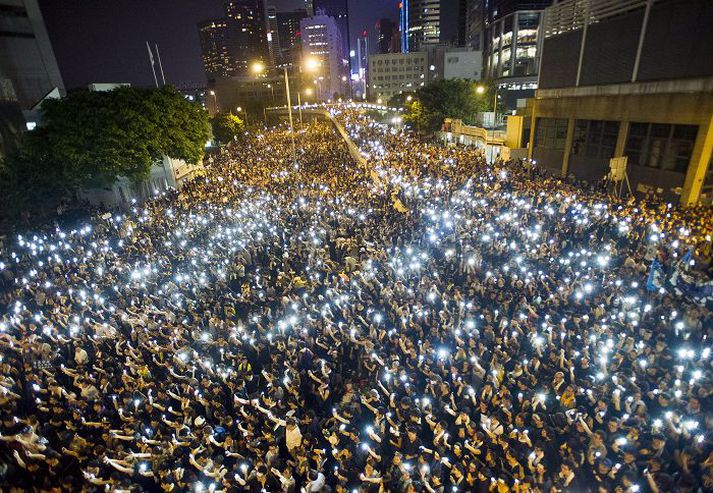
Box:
[544,0,651,38]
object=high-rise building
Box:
[521,0,713,205]
[484,0,554,108]
[400,0,441,53]
[312,0,349,60]
[0,0,64,110]
[464,0,484,50]
[456,0,467,46]
[355,30,368,98]
[300,12,347,100]
[198,19,235,79]
[266,6,280,67]
[225,0,269,75]
[276,9,308,66]
[377,18,395,54]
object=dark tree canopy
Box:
[35,86,210,185]
[0,86,211,221]
[404,79,494,133]
[211,113,245,145]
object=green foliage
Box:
[0,86,211,219]
[413,79,491,133]
[211,113,245,144]
[387,92,417,109]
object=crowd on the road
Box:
[0,107,712,493]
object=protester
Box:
[0,107,711,493]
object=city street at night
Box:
[1,0,713,491]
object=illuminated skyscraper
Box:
[198,19,235,78]
[300,12,347,100]
[400,0,441,53]
[225,0,269,75]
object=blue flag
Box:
[647,258,662,292]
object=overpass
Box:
[265,106,369,175]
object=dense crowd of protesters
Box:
[0,107,712,492]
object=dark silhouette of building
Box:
[276,9,308,66]
[198,19,235,78]
[464,0,484,50]
[377,18,394,54]
[225,0,269,75]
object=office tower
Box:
[400,0,441,53]
[377,18,395,54]
[355,30,368,98]
[465,0,484,50]
[300,12,347,100]
[311,0,349,60]
[198,19,235,78]
[225,0,269,75]
[266,6,280,67]
[276,9,308,66]
[0,0,64,110]
[484,0,553,109]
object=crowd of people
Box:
[0,107,712,492]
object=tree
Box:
[414,79,489,133]
[211,113,245,144]
[0,86,211,219]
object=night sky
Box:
[39,0,399,90]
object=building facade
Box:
[300,13,347,100]
[0,0,64,110]
[442,48,482,81]
[368,52,427,100]
[276,9,308,67]
[198,19,235,79]
[225,0,269,75]
[464,0,485,50]
[400,0,441,53]
[377,18,395,54]
[522,0,713,205]
[311,0,349,60]
[266,6,280,68]
[484,0,553,109]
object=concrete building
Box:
[0,0,64,111]
[484,0,553,109]
[368,46,481,101]
[300,12,348,100]
[368,52,427,100]
[0,78,24,161]
[519,0,713,205]
[442,48,482,81]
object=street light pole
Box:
[490,86,498,163]
[297,91,303,127]
[283,66,298,167]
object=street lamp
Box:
[476,85,499,163]
[236,106,249,126]
[252,58,320,168]
[209,90,217,113]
